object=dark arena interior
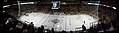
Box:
[1,0,118,33]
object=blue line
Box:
[42,15,50,24]
[39,15,46,23]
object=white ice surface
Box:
[18,12,98,31]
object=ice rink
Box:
[18,12,98,31]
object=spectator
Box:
[51,28,55,33]
[100,22,106,32]
[36,27,43,33]
[41,25,44,33]
[70,31,73,33]
[82,24,86,31]
[61,30,67,33]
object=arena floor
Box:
[18,12,98,31]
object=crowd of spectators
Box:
[2,0,117,33]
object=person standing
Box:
[82,21,86,31]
